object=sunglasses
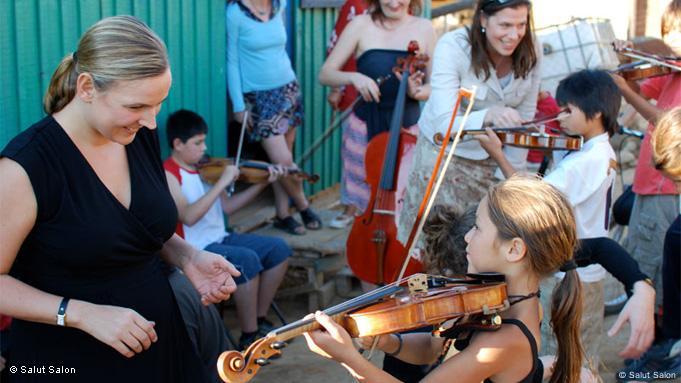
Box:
[481,0,527,9]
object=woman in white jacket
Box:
[397,0,542,243]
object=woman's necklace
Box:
[247,0,270,16]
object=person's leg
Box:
[167,269,231,382]
[261,133,309,214]
[204,242,263,335]
[223,233,291,320]
[662,215,680,341]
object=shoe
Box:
[273,216,305,235]
[238,332,260,351]
[257,317,276,336]
[329,213,354,229]
[605,293,628,316]
[299,208,322,230]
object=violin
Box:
[612,60,675,81]
[197,157,320,185]
[612,46,681,81]
[431,108,582,151]
[217,273,509,383]
[432,128,583,152]
[345,41,429,284]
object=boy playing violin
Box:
[163,109,291,350]
[478,69,657,370]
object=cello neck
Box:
[379,67,410,191]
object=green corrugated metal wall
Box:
[0,0,226,158]
[290,3,339,195]
[1,0,431,195]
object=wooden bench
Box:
[251,209,349,312]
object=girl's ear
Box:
[504,237,527,263]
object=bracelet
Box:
[56,297,70,327]
[385,333,403,357]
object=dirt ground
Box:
[220,279,633,383]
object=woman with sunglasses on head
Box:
[396,0,542,243]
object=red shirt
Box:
[527,92,562,163]
[327,0,367,111]
[632,73,681,195]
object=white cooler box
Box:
[536,18,621,96]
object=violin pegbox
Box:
[218,336,283,383]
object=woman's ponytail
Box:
[43,53,79,114]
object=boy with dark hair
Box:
[164,109,291,350]
[478,69,657,372]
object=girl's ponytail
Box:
[44,53,78,114]
[549,268,584,383]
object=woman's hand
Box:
[608,281,656,359]
[303,311,358,363]
[351,73,381,103]
[396,70,427,100]
[182,250,241,305]
[73,301,158,358]
[327,88,343,111]
[484,106,523,128]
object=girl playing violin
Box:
[304,175,584,383]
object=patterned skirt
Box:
[243,80,304,142]
[340,112,418,215]
[396,134,498,245]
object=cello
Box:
[345,41,428,285]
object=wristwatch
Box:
[56,297,70,326]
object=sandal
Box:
[299,208,322,230]
[329,213,354,229]
[273,216,306,235]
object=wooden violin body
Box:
[433,129,583,152]
[197,157,320,185]
[217,274,509,383]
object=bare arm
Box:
[319,16,364,88]
[0,158,157,358]
[357,333,444,365]
[219,183,267,216]
[165,165,238,226]
[475,128,519,178]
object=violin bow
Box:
[614,47,681,72]
[295,75,391,165]
[228,110,249,197]
[396,87,477,282]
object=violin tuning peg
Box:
[255,358,270,366]
[271,341,287,350]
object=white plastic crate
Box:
[536,18,621,95]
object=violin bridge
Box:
[407,274,428,293]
